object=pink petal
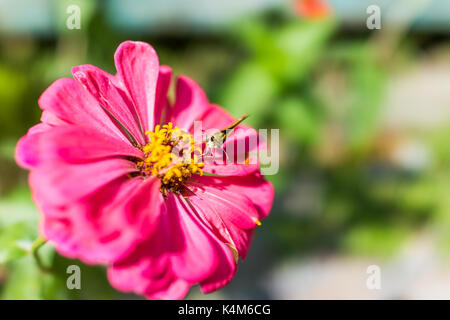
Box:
[15,124,51,169]
[27,123,53,135]
[107,200,189,298]
[165,194,218,283]
[72,64,146,145]
[197,104,234,131]
[199,240,237,293]
[39,177,164,264]
[169,76,209,131]
[108,241,190,300]
[108,193,237,299]
[202,159,260,176]
[107,223,171,295]
[38,78,128,143]
[40,110,67,126]
[195,173,274,219]
[108,254,189,300]
[173,194,237,293]
[114,41,159,132]
[188,181,260,230]
[186,179,261,259]
[148,279,190,300]
[30,158,138,206]
[16,125,143,169]
[155,65,172,124]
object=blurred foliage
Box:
[0,2,449,299]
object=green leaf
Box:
[0,187,39,265]
[276,97,319,145]
[219,62,278,127]
[0,66,27,137]
[271,20,335,84]
[0,223,33,264]
[239,19,335,83]
[343,225,408,258]
[1,246,56,300]
[345,47,386,149]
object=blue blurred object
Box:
[328,0,450,31]
[106,0,283,32]
[0,0,95,36]
[0,0,54,36]
[106,0,450,33]
[1,0,450,36]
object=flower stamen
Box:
[137,122,204,195]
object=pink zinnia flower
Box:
[15,41,274,299]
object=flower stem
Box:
[31,237,53,273]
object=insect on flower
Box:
[203,113,249,160]
[15,41,274,300]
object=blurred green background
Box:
[0,0,450,299]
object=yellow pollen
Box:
[137,122,204,194]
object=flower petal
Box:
[108,254,190,300]
[38,78,128,143]
[72,64,146,145]
[30,158,138,206]
[172,195,237,294]
[107,198,189,298]
[108,193,237,299]
[155,65,172,124]
[165,194,218,283]
[39,177,163,264]
[199,242,236,294]
[107,210,182,297]
[15,124,51,169]
[169,76,209,131]
[186,174,272,259]
[40,110,67,126]
[195,173,274,219]
[148,279,190,300]
[197,104,234,131]
[114,41,159,132]
[16,125,143,169]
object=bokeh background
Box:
[0,0,450,299]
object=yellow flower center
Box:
[137,122,204,195]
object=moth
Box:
[203,114,249,160]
